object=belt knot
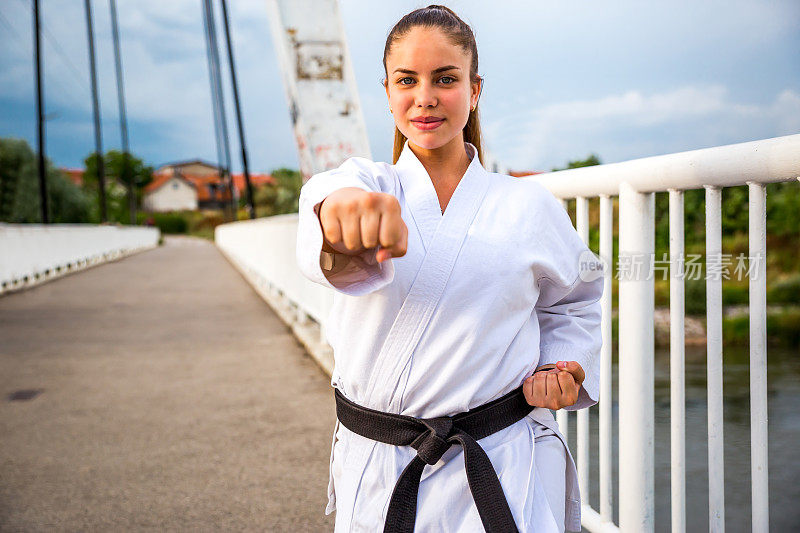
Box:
[410,416,454,465]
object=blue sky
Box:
[1,0,798,173]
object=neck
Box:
[408,135,472,186]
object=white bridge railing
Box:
[215,133,800,533]
[525,133,800,533]
[0,223,160,295]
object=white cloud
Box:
[488,85,800,171]
[2,0,798,172]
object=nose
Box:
[414,80,437,108]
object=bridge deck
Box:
[0,235,335,530]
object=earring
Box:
[389,107,393,114]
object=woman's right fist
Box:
[317,187,408,263]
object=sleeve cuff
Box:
[296,178,395,296]
[538,343,599,411]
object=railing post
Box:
[576,196,590,502]
[599,194,614,523]
[618,182,654,532]
[705,186,725,533]
[748,181,768,533]
[669,189,686,533]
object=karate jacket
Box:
[296,140,603,532]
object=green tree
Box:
[83,150,153,223]
[766,180,800,240]
[252,167,302,216]
[0,137,91,223]
[551,153,602,172]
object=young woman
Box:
[296,5,602,532]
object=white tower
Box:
[265,0,372,181]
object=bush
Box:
[191,211,225,232]
[768,309,800,347]
[767,274,800,305]
[722,284,749,306]
[722,315,749,346]
[149,212,187,234]
[723,309,800,348]
[685,278,706,315]
[766,181,800,240]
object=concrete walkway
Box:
[0,236,336,531]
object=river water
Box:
[571,344,799,532]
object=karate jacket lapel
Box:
[363,141,491,413]
[393,141,443,252]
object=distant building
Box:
[157,159,220,178]
[151,160,227,210]
[231,172,275,194]
[142,171,198,212]
[62,168,85,186]
[508,170,544,177]
[60,159,277,213]
[152,160,275,210]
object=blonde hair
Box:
[382,5,484,165]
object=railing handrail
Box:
[523,133,800,197]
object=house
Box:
[508,170,544,177]
[62,168,85,186]
[231,172,276,194]
[154,160,235,210]
[157,159,219,178]
[142,171,198,212]
[61,160,277,213]
[154,160,277,210]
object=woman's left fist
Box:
[522,360,584,410]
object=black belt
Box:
[334,385,534,532]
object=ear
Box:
[471,76,483,108]
[384,78,390,100]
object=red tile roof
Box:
[231,173,275,193]
[184,173,231,202]
[149,171,231,202]
[508,170,544,177]
[61,168,84,186]
[66,166,277,202]
[143,172,198,194]
[158,171,275,200]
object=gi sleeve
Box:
[535,274,603,410]
[532,185,604,411]
[295,157,395,296]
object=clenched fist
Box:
[317,187,408,263]
[522,360,584,410]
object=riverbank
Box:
[610,306,800,348]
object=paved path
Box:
[0,236,336,531]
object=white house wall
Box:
[143,177,198,212]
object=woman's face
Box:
[384,26,480,152]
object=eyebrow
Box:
[392,65,461,75]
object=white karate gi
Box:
[296,140,603,532]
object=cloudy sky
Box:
[1,0,798,174]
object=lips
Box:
[411,116,444,123]
[410,116,445,131]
